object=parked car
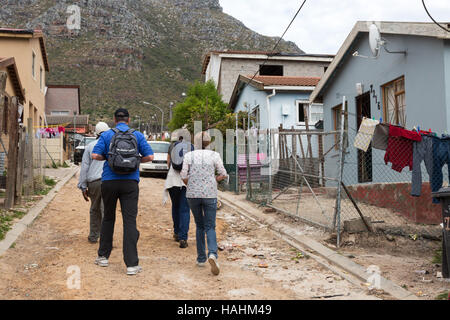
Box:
[74,136,97,165]
[140,141,171,176]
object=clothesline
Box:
[33,122,71,129]
[354,117,450,204]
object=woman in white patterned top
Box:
[180,131,228,275]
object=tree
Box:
[168,80,231,132]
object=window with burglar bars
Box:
[382,76,406,126]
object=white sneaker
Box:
[208,254,220,275]
[95,256,109,267]
[196,261,206,267]
[127,266,142,275]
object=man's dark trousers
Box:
[98,180,140,267]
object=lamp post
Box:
[169,102,174,121]
[135,115,141,132]
[142,101,164,136]
[73,111,77,162]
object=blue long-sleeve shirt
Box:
[92,123,153,182]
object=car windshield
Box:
[149,142,170,154]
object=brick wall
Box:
[347,182,441,225]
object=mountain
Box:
[0,0,302,124]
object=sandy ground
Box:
[0,173,376,300]
[231,192,448,300]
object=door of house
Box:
[356,92,373,183]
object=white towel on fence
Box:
[354,118,379,152]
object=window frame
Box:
[259,64,284,76]
[382,76,406,126]
[40,66,43,91]
[32,50,36,80]
[296,100,308,125]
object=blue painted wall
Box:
[321,34,450,185]
[233,86,322,158]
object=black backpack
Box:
[107,128,140,174]
[170,141,194,171]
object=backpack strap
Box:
[112,128,120,134]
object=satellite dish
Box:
[369,23,382,57]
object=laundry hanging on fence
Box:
[35,127,64,139]
[411,135,433,197]
[372,123,390,150]
[384,124,421,173]
[354,117,379,152]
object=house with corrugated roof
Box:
[202,50,334,104]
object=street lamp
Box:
[135,115,141,132]
[142,101,163,135]
[73,111,77,162]
[169,102,174,121]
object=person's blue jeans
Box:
[168,186,190,241]
[187,198,218,263]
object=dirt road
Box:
[0,174,376,300]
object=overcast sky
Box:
[219,0,450,54]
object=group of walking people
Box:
[78,108,228,276]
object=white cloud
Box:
[219,0,450,54]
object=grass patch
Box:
[33,176,57,196]
[44,177,57,187]
[0,209,27,240]
[435,291,449,300]
[432,249,443,264]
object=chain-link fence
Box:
[341,119,443,240]
[242,113,443,245]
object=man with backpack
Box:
[163,131,194,248]
[92,108,154,275]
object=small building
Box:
[229,75,324,188]
[45,85,80,116]
[229,75,322,132]
[202,50,334,104]
[309,21,450,224]
[0,28,50,129]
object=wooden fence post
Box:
[24,117,34,196]
[15,127,26,205]
[5,97,19,209]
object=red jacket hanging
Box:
[384,125,422,172]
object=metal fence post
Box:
[334,96,346,248]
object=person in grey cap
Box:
[78,121,110,243]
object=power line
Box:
[422,0,449,32]
[245,0,308,87]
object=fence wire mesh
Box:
[242,119,444,242]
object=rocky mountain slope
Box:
[0,0,302,123]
